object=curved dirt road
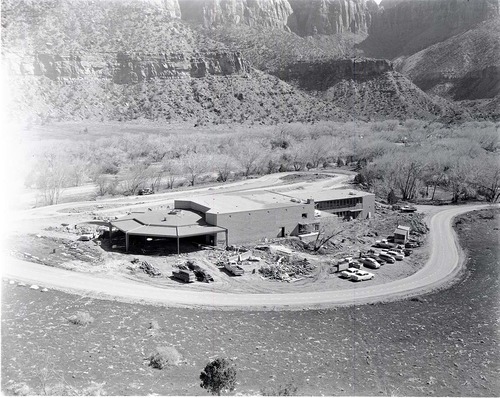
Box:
[3,203,494,309]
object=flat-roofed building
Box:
[175,191,316,246]
[274,188,375,220]
[109,187,374,254]
[394,225,411,244]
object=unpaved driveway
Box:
[3,204,495,309]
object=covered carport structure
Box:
[109,209,227,254]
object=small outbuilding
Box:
[393,225,411,244]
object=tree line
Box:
[25,120,499,205]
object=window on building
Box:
[302,213,308,218]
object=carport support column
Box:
[176,226,180,255]
[225,230,228,247]
[125,232,129,252]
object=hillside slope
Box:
[0,0,477,124]
[395,18,500,101]
[360,0,500,59]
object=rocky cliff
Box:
[178,0,293,28]
[4,51,250,83]
[287,0,378,36]
[362,0,500,59]
[274,58,392,91]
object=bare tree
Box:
[213,154,236,182]
[311,216,343,252]
[182,152,209,186]
[162,158,181,189]
[120,163,150,195]
[34,153,70,205]
[234,145,262,176]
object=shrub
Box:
[200,357,237,395]
[149,346,182,369]
[67,311,94,326]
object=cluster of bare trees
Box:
[25,120,499,205]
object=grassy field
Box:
[2,208,499,396]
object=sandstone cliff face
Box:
[178,0,293,28]
[287,0,378,36]
[5,51,250,83]
[363,0,500,59]
[275,58,392,91]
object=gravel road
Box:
[3,203,496,309]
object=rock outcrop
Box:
[5,51,250,83]
[362,0,500,59]
[178,0,293,28]
[274,58,392,91]
[287,0,378,36]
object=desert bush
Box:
[200,357,237,396]
[67,311,94,326]
[148,346,182,369]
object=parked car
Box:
[351,270,375,282]
[374,239,393,249]
[361,257,381,269]
[379,252,396,263]
[403,248,413,256]
[387,250,404,260]
[138,188,154,195]
[340,267,360,279]
[405,242,419,248]
[400,205,417,213]
[376,256,387,264]
[348,260,362,269]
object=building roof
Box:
[394,228,410,236]
[111,209,226,237]
[178,190,311,215]
[275,188,374,203]
[397,225,411,231]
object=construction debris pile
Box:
[11,234,104,267]
[259,255,315,281]
[185,260,214,282]
[131,258,162,277]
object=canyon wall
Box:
[178,0,293,28]
[275,58,392,91]
[4,51,250,83]
[287,0,378,36]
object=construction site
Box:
[8,177,429,294]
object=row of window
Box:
[316,197,362,210]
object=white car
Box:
[387,250,404,260]
[351,270,374,282]
[361,257,381,269]
[340,267,360,279]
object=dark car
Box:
[403,248,413,256]
[138,188,154,195]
